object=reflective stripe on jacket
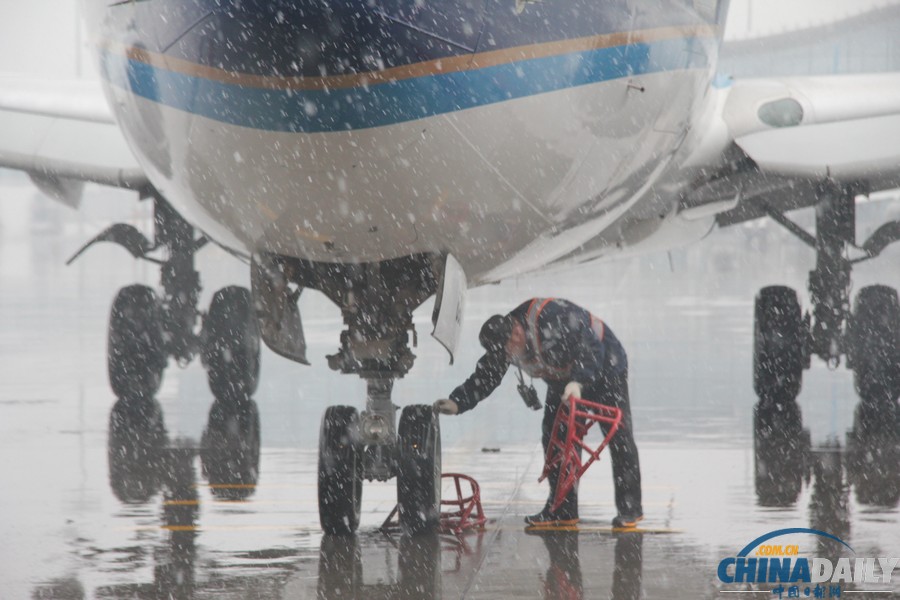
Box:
[516,297,608,381]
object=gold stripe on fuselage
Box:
[99,23,718,92]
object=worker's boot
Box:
[611,493,643,529]
[525,482,578,527]
[611,512,643,530]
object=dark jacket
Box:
[449,298,627,414]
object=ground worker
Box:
[434,297,643,528]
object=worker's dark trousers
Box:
[543,369,642,518]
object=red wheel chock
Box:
[540,396,622,513]
[439,473,487,535]
[380,473,486,535]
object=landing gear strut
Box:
[260,253,446,535]
[753,181,900,505]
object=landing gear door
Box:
[251,253,310,365]
[431,254,467,365]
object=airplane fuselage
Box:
[83,0,725,283]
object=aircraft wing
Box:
[682,73,900,226]
[0,78,147,207]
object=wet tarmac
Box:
[2,173,899,598]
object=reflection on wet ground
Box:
[23,392,900,599]
[3,177,899,598]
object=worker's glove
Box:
[562,381,583,402]
[433,399,459,415]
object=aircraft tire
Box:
[318,406,363,534]
[203,286,261,403]
[753,285,805,402]
[847,285,900,404]
[201,396,260,500]
[108,284,167,400]
[397,404,441,536]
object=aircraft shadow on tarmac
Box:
[753,393,900,509]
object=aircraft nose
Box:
[197,1,481,79]
[145,1,484,131]
[210,4,382,78]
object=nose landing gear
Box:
[282,253,444,535]
[316,395,443,536]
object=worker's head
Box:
[479,314,513,353]
[479,314,526,358]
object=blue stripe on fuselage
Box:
[101,35,713,133]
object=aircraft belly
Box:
[133,78,661,277]
[146,98,552,276]
[115,64,710,282]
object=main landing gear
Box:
[753,182,900,507]
[70,189,262,499]
[254,253,445,535]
